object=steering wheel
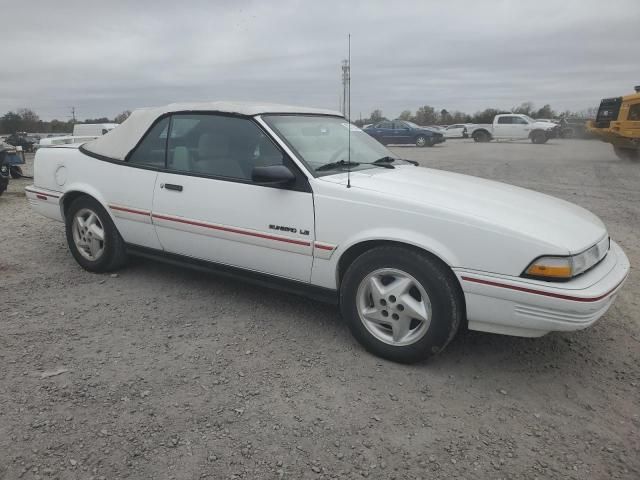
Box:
[328,147,350,164]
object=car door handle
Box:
[162,183,183,192]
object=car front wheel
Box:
[65,196,127,272]
[531,130,548,144]
[340,246,463,363]
[415,135,428,147]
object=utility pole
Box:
[341,59,350,121]
[71,107,76,123]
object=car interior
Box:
[128,114,284,180]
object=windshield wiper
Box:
[374,156,419,166]
[316,159,394,172]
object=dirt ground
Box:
[1,139,638,480]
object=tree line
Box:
[0,109,132,135]
[354,102,597,127]
[2,101,597,134]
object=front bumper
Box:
[455,240,630,337]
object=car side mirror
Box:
[252,164,296,186]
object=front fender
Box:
[310,226,462,290]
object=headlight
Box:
[0,165,8,173]
[524,236,610,280]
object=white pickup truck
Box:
[468,114,558,144]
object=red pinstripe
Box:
[109,205,150,216]
[25,187,60,199]
[151,213,312,247]
[314,243,335,251]
[461,275,627,303]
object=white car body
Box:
[26,102,629,340]
[468,114,557,141]
[443,124,468,138]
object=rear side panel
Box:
[30,146,162,250]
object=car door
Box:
[445,125,461,138]
[494,116,514,138]
[374,121,394,144]
[392,121,412,144]
[103,116,166,250]
[151,113,315,282]
[511,116,531,139]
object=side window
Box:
[393,122,406,130]
[513,117,528,124]
[497,116,512,125]
[628,103,640,121]
[377,121,392,129]
[127,116,170,167]
[166,114,283,181]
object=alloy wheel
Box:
[72,208,105,261]
[356,268,432,346]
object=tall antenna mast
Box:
[347,33,351,189]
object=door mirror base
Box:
[251,165,296,186]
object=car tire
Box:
[531,130,548,144]
[613,147,639,161]
[65,195,127,273]
[340,246,463,363]
[473,130,490,142]
[415,135,428,147]
[9,166,23,178]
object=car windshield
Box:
[263,115,393,176]
[404,121,420,128]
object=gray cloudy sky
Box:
[2,0,639,120]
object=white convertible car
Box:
[26,102,629,363]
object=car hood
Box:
[320,166,606,254]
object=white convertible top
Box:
[82,101,342,160]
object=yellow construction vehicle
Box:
[587,86,640,160]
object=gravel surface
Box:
[1,139,638,479]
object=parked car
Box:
[468,114,558,144]
[0,141,26,178]
[363,120,445,147]
[26,102,629,363]
[443,124,469,138]
[0,158,9,196]
[5,133,38,153]
[73,123,119,137]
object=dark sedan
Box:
[5,133,38,153]
[363,120,445,147]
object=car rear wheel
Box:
[340,246,463,363]
[9,166,23,178]
[473,130,490,142]
[613,147,639,161]
[65,196,127,272]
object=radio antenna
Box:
[347,33,352,189]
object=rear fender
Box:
[59,183,114,223]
